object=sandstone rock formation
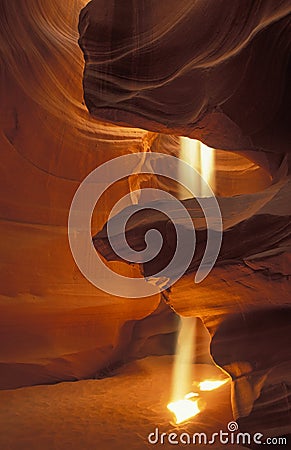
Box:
[79,0,291,158]
[0,0,164,390]
[0,0,290,446]
[82,0,291,439]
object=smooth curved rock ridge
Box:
[79,0,291,154]
[0,0,163,390]
[94,172,291,281]
[0,0,156,143]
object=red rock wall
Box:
[81,0,291,436]
[0,0,160,389]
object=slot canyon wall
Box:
[0,0,177,390]
[81,0,291,438]
[0,0,290,442]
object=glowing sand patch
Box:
[184,392,199,399]
[198,379,228,391]
[167,397,201,424]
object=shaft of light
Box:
[179,137,215,198]
[167,138,216,424]
[171,317,197,402]
[200,142,215,197]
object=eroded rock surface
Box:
[94,177,291,436]
[79,0,291,155]
[1,0,291,443]
[0,0,163,390]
